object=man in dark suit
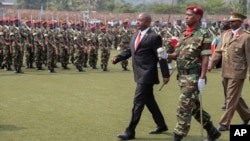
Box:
[111,13,170,140]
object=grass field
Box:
[0,49,249,141]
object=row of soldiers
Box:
[0,18,137,73]
[0,17,222,74]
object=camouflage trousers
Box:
[0,47,3,66]
[2,48,12,69]
[83,52,88,66]
[88,47,98,68]
[59,48,69,68]
[12,49,23,69]
[73,48,84,69]
[100,48,110,66]
[70,48,75,64]
[174,74,211,136]
[34,47,44,69]
[47,48,56,70]
[24,47,34,68]
[119,47,129,69]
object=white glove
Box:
[198,79,206,93]
[117,46,121,51]
[157,47,168,59]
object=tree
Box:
[113,2,135,13]
[239,0,247,14]
[149,3,169,14]
[229,0,247,14]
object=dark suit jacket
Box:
[116,28,170,84]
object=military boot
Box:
[77,65,84,72]
[83,63,88,68]
[6,64,11,71]
[123,66,129,71]
[204,122,221,141]
[14,65,18,73]
[92,65,97,69]
[30,63,34,68]
[26,63,30,69]
[103,65,107,71]
[173,133,183,141]
[17,66,23,73]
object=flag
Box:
[39,5,43,20]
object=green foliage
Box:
[149,3,169,14]
[113,2,135,13]
[230,0,247,14]
[202,0,232,15]
[14,0,248,14]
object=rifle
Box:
[208,28,216,38]
[165,29,174,38]
[174,26,181,35]
[47,38,58,55]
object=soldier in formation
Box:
[0,15,228,74]
[117,20,133,71]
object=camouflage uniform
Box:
[68,31,75,65]
[87,28,99,69]
[57,34,70,69]
[73,36,85,72]
[112,26,119,50]
[117,26,132,71]
[162,23,178,69]
[151,20,162,35]
[80,30,89,68]
[0,32,5,68]
[98,27,111,71]
[44,33,57,73]
[21,27,34,68]
[2,26,12,71]
[174,26,213,136]
[32,31,44,70]
[10,32,23,73]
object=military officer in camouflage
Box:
[98,26,111,71]
[167,6,221,141]
[117,20,133,71]
[87,26,99,69]
[10,32,23,73]
[1,26,12,71]
[0,31,5,68]
[44,33,57,73]
[151,20,161,35]
[21,22,34,69]
[32,30,44,70]
[162,22,178,69]
[57,33,70,70]
[73,35,85,72]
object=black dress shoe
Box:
[217,124,229,131]
[117,133,135,140]
[240,118,250,125]
[205,126,221,141]
[149,126,168,134]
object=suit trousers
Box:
[126,83,166,132]
[219,78,250,126]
